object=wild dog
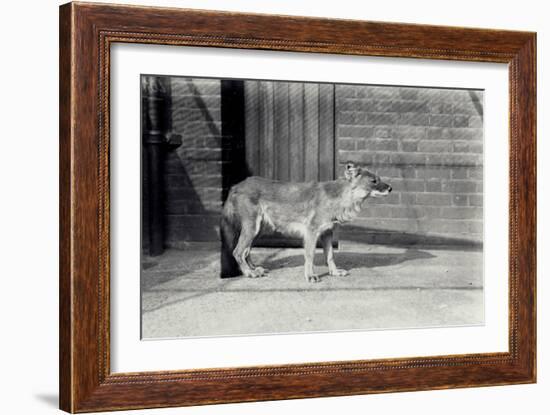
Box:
[220,163,392,282]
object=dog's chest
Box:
[330,187,364,224]
[331,199,363,224]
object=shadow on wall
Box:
[173,78,250,200]
[469,89,484,117]
[161,79,250,247]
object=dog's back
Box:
[224,176,346,233]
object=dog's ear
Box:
[344,162,362,181]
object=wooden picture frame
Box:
[59,2,536,412]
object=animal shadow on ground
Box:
[260,248,435,275]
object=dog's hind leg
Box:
[303,231,320,283]
[244,215,268,275]
[245,253,266,275]
[233,217,266,278]
[320,230,349,277]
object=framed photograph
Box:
[59,2,536,412]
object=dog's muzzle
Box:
[370,184,392,197]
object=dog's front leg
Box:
[320,231,349,277]
[303,231,320,283]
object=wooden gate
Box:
[243,80,337,246]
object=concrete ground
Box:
[141,243,483,339]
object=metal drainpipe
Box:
[142,76,176,257]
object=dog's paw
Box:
[254,267,268,277]
[306,274,321,283]
[246,267,268,278]
[330,268,349,277]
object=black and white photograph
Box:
[140,75,484,339]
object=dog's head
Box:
[344,162,392,199]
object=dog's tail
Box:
[220,196,241,278]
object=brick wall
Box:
[336,85,483,245]
[144,80,484,249]
[163,78,224,247]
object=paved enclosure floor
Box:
[141,243,483,338]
